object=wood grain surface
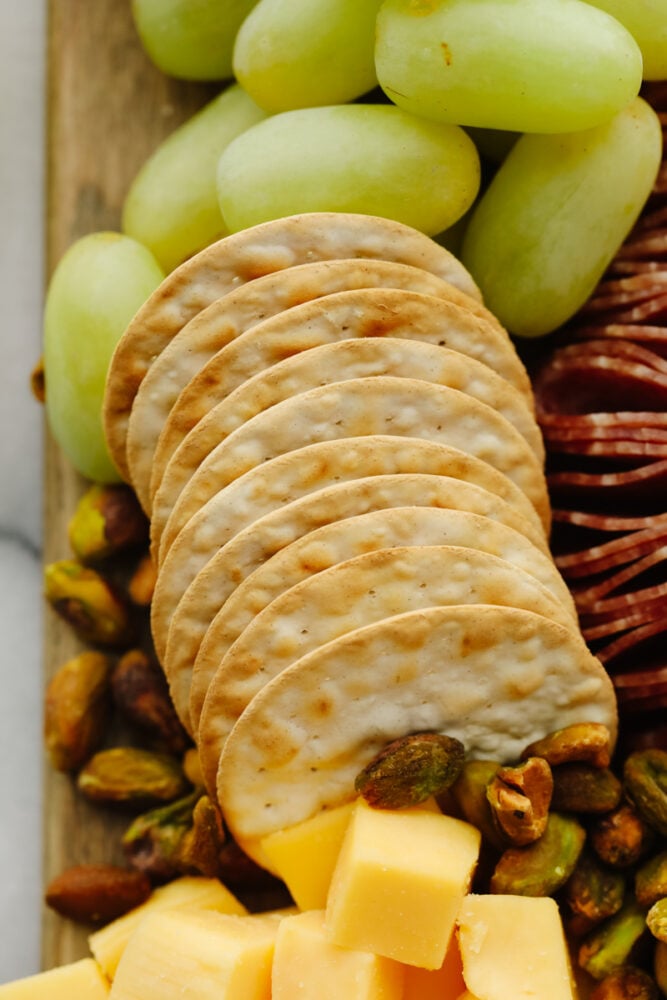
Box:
[43,0,215,969]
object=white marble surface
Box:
[0,0,47,983]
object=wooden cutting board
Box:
[42,0,216,969]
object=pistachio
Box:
[77,746,189,806]
[624,749,667,837]
[450,759,506,851]
[636,852,667,909]
[578,900,649,981]
[44,559,133,647]
[647,899,667,943]
[68,484,148,563]
[354,732,465,809]
[490,811,586,897]
[590,803,655,870]
[127,552,157,606]
[44,651,112,772]
[45,864,151,924]
[486,756,552,846]
[176,795,226,879]
[122,791,199,881]
[590,966,660,1000]
[564,849,626,930]
[111,649,189,754]
[521,722,612,769]
[551,764,623,815]
[655,941,667,995]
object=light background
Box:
[0,0,47,982]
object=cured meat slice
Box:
[540,340,667,375]
[593,618,667,666]
[540,412,667,431]
[534,357,667,414]
[543,427,667,445]
[568,324,667,354]
[552,509,667,533]
[547,459,667,494]
[546,439,667,459]
[582,274,667,314]
[555,523,667,577]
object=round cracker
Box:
[151,335,540,559]
[104,212,480,479]
[126,259,509,509]
[197,545,579,796]
[217,605,617,846]
[158,376,549,562]
[187,505,575,737]
[152,437,550,668]
[143,283,529,511]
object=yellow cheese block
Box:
[403,932,466,999]
[109,907,282,1000]
[456,895,576,1000]
[0,958,109,998]
[326,798,481,970]
[272,909,405,1000]
[89,876,247,979]
[259,800,356,910]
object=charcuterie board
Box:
[42,0,215,969]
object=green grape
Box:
[232,0,382,112]
[216,104,480,235]
[460,97,662,339]
[584,0,667,80]
[122,84,266,272]
[375,0,643,133]
[131,0,258,80]
[44,233,164,482]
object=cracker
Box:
[157,376,549,564]
[188,505,576,739]
[103,212,480,479]
[197,545,579,796]
[217,605,617,846]
[151,334,539,560]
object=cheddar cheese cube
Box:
[109,907,281,1000]
[259,800,355,910]
[456,894,576,1000]
[272,909,404,1000]
[89,875,247,979]
[0,958,109,998]
[326,798,480,969]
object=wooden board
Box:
[42,0,216,969]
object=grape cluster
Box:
[42,0,667,481]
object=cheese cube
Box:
[456,895,576,1000]
[89,875,247,979]
[109,907,281,1000]
[0,958,109,998]
[403,932,466,999]
[326,799,480,969]
[260,801,355,910]
[272,909,404,1000]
